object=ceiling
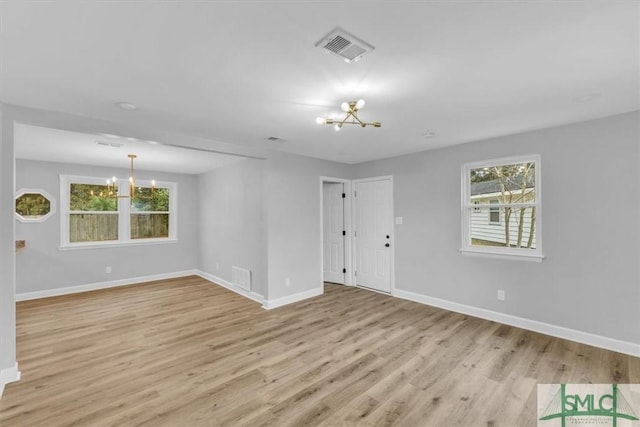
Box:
[14,124,243,174]
[1,1,638,167]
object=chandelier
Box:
[316,99,381,131]
[92,154,155,199]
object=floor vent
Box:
[315,27,374,63]
[232,266,251,291]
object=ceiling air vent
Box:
[315,27,374,63]
[95,140,124,148]
[266,136,285,142]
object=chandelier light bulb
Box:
[341,102,350,112]
[334,124,341,132]
[355,99,365,109]
[315,117,325,125]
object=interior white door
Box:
[355,178,392,293]
[323,182,345,284]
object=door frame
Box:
[319,177,354,287]
[352,175,395,295]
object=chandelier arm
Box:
[351,111,366,126]
[337,111,354,126]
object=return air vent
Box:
[315,27,374,63]
[232,266,251,291]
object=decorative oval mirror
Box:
[15,188,56,223]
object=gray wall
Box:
[0,107,17,373]
[352,112,640,344]
[198,158,268,297]
[15,159,199,293]
[264,151,350,300]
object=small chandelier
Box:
[92,154,155,199]
[316,99,381,131]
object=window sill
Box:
[59,238,177,251]
[459,248,544,262]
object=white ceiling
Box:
[14,124,243,174]
[1,1,638,166]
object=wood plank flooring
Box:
[1,276,638,426]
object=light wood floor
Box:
[1,276,638,426]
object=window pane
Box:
[70,184,118,212]
[130,213,169,239]
[470,206,536,249]
[70,214,118,242]
[489,200,500,223]
[16,193,51,217]
[469,162,535,205]
[131,188,169,212]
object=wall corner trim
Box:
[393,288,640,357]
[262,287,323,310]
[195,270,265,305]
[0,362,21,398]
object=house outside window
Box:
[461,155,543,261]
[60,175,177,248]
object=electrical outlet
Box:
[285,277,291,287]
[497,290,505,301]
[105,266,112,274]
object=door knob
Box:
[385,243,390,247]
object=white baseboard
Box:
[195,270,265,305]
[0,362,21,398]
[16,270,199,301]
[394,288,640,357]
[262,287,323,310]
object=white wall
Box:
[15,159,200,294]
[264,151,350,302]
[198,158,268,297]
[352,112,640,346]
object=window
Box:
[489,200,500,224]
[60,175,177,248]
[15,188,56,223]
[130,187,170,239]
[461,155,543,261]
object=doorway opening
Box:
[320,177,351,288]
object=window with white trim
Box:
[60,175,177,248]
[461,155,543,261]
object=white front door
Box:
[323,182,345,284]
[354,178,392,293]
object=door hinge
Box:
[354,270,357,276]
[342,230,346,236]
[342,268,347,274]
[354,191,357,197]
[342,192,346,198]
[354,231,357,237]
